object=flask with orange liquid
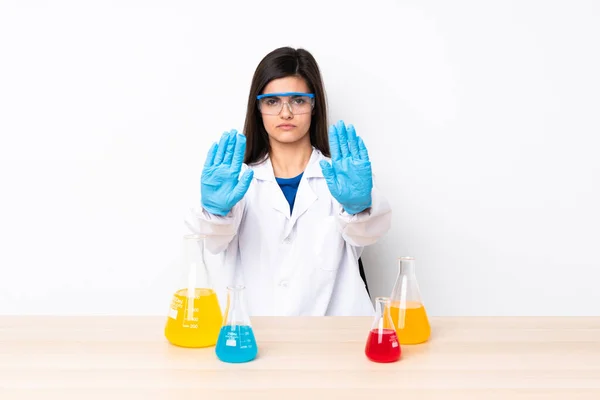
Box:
[389,256,431,344]
[164,234,223,348]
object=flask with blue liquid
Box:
[215,285,258,363]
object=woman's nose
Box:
[279,102,294,119]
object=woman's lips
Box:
[277,124,296,130]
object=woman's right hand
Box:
[200,130,254,216]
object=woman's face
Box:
[259,76,313,146]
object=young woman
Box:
[187,47,392,316]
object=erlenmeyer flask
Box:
[390,256,431,344]
[164,234,223,348]
[365,297,401,363]
[215,285,258,363]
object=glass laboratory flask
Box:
[390,256,431,344]
[164,234,223,348]
[215,285,258,363]
[365,297,401,363]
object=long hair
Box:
[243,47,330,164]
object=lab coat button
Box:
[279,280,289,287]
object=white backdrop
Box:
[1,0,599,316]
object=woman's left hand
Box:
[319,120,373,215]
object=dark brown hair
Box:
[243,47,330,165]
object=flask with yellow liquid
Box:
[389,256,431,344]
[164,234,223,348]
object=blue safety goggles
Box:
[256,92,315,115]
[256,92,315,100]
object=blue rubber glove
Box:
[201,130,254,216]
[319,120,373,215]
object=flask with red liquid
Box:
[364,296,401,363]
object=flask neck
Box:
[398,257,416,277]
[184,235,206,264]
[375,297,389,317]
[373,296,394,330]
[227,285,244,307]
[183,234,211,290]
[391,257,423,306]
[224,285,250,326]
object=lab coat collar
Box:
[249,147,325,223]
[249,147,326,182]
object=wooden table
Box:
[1,316,599,399]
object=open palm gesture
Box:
[201,130,254,216]
[319,120,373,214]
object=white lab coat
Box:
[185,147,392,316]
